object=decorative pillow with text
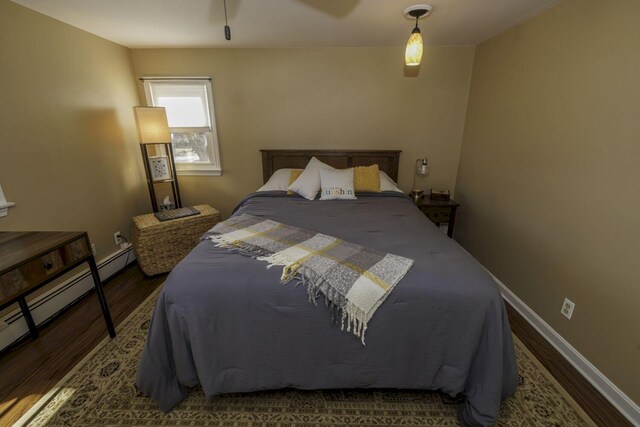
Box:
[319,168,356,200]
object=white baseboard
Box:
[492,273,640,426]
[0,247,136,352]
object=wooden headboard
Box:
[260,149,401,183]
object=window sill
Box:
[176,164,222,177]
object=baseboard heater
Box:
[0,246,136,352]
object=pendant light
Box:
[403,5,433,67]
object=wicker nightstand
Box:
[418,196,460,238]
[132,205,220,276]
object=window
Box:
[143,78,221,176]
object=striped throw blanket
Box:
[205,214,414,343]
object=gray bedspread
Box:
[136,192,518,426]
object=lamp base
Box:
[410,189,424,205]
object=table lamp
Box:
[410,157,430,204]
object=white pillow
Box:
[288,157,334,200]
[319,168,356,200]
[379,171,403,193]
[257,168,299,192]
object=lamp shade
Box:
[133,106,171,144]
[405,28,424,66]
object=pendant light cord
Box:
[223,0,231,40]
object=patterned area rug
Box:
[19,287,595,427]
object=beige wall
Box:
[131,47,475,217]
[0,0,147,307]
[456,0,640,404]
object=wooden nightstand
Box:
[418,196,460,238]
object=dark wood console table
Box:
[0,231,115,340]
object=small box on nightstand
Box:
[430,189,450,201]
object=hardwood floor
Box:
[506,304,633,427]
[0,263,632,426]
[0,263,166,426]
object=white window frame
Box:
[143,77,222,176]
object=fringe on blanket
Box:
[208,234,371,344]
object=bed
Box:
[136,149,518,427]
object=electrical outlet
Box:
[91,243,97,256]
[561,298,575,319]
[113,231,122,246]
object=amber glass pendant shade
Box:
[405,27,423,66]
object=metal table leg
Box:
[87,256,116,338]
[18,297,38,339]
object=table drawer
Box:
[0,269,29,304]
[20,249,66,285]
[423,206,452,223]
[62,238,90,264]
[0,237,89,304]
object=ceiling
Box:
[12,0,561,48]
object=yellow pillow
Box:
[287,169,303,194]
[354,164,381,192]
